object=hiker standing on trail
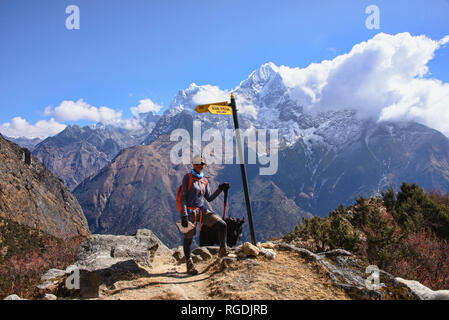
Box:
[180,155,230,275]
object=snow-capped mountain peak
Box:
[239,62,280,91]
[151,62,367,151]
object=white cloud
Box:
[190,84,258,118]
[439,35,449,46]
[277,32,449,135]
[114,118,144,131]
[1,97,155,139]
[191,84,230,105]
[234,95,258,118]
[44,99,122,124]
[0,117,66,139]
[130,98,162,116]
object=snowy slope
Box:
[147,62,368,156]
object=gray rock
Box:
[191,254,203,263]
[395,278,449,300]
[192,247,213,261]
[37,268,70,292]
[276,243,420,300]
[135,229,172,255]
[37,230,167,299]
[75,231,159,270]
[40,268,66,282]
[72,233,158,291]
[37,280,59,291]
[3,294,25,300]
[173,247,184,262]
[260,248,276,260]
[43,294,57,300]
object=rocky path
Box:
[28,230,432,301]
[98,247,350,300]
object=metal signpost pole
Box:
[229,94,257,245]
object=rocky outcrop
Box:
[276,243,421,300]
[395,278,449,300]
[75,229,165,270]
[36,229,170,299]
[0,133,89,239]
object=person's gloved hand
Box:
[181,215,189,228]
[219,182,230,191]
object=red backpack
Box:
[176,173,208,214]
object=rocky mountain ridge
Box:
[32,112,160,191]
[0,133,89,239]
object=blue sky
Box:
[0,0,448,136]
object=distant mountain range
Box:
[4,136,43,150]
[5,62,449,246]
[67,63,449,246]
[31,112,160,191]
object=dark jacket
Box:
[180,172,222,217]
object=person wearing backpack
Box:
[177,155,230,275]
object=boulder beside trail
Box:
[241,242,260,257]
[395,278,449,300]
[276,243,421,300]
[192,247,213,261]
[3,294,26,300]
[37,229,167,299]
[75,231,160,270]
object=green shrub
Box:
[285,182,449,290]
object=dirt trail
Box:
[98,248,350,300]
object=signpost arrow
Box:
[208,105,232,115]
[195,101,229,114]
[195,94,257,245]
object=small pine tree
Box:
[328,207,361,253]
[381,186,396,213]
[393,182,449,239]
[362,207,402,269]
[349,196,370,228]
[297,216,330,252]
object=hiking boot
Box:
[218,246,230,257]
[186,258,198,275]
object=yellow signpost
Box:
[194,101,230,114]
[208,105,233,115]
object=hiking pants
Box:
[183,208,227,260]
